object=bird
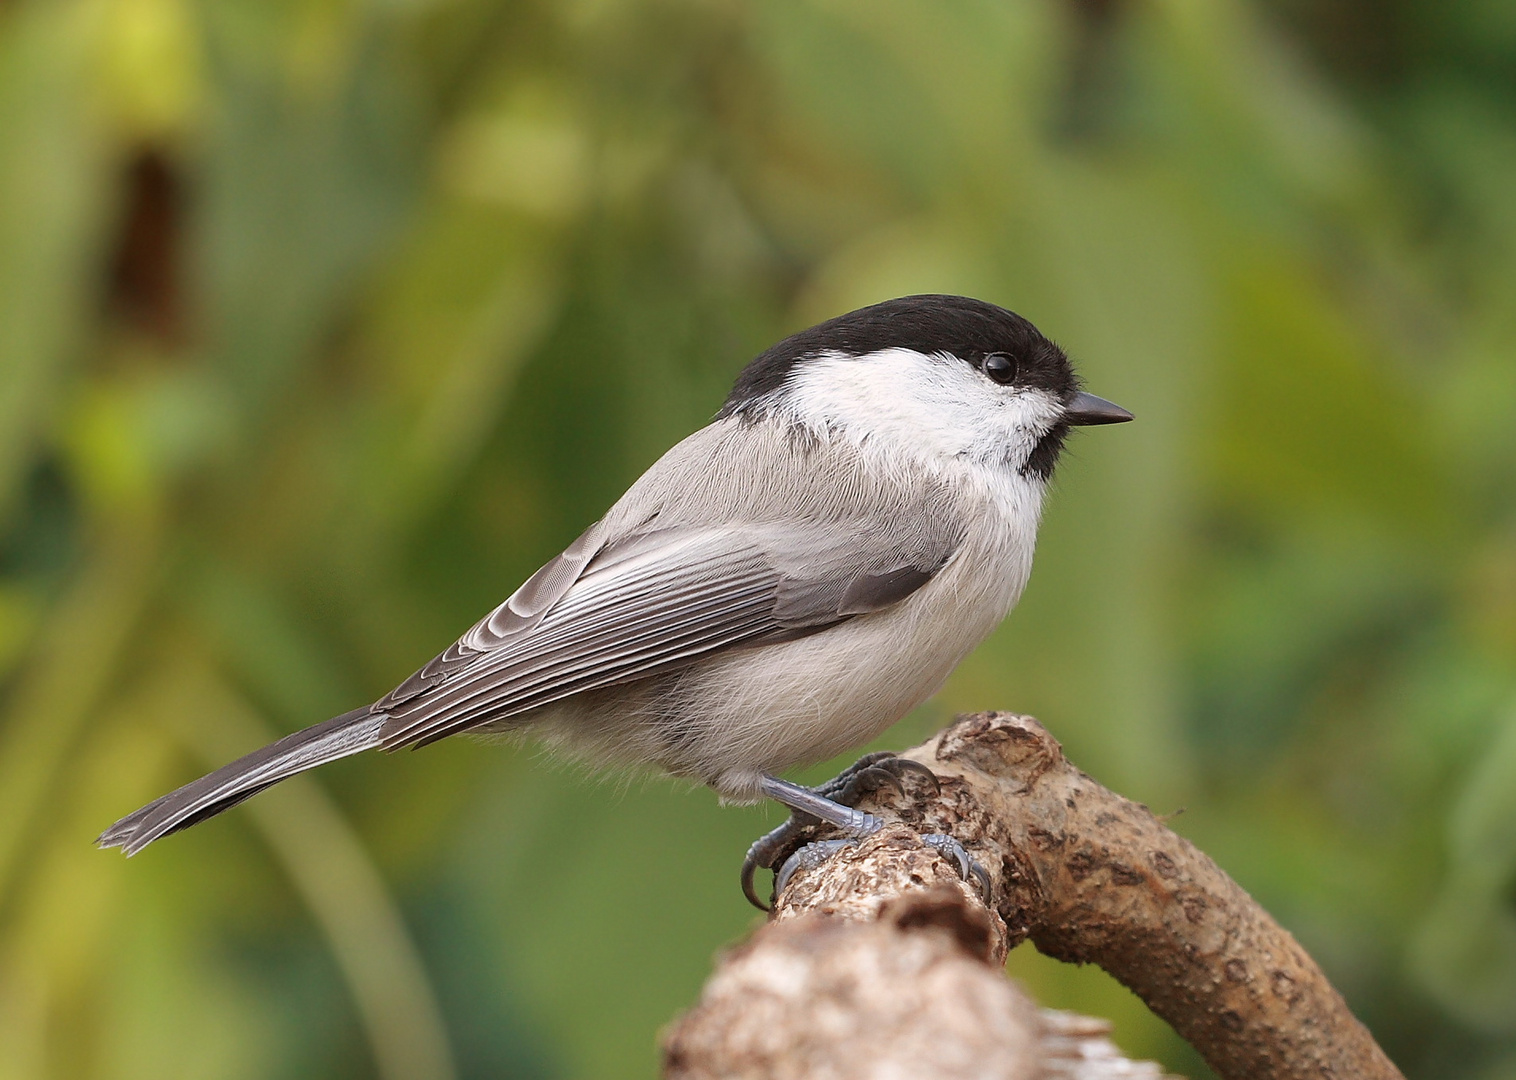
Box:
[98,294,1132,889]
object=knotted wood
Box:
[662,713,1403,1080]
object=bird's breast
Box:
[655,514,1037,796]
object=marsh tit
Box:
[99,295,1132,874]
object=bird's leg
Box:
[740,754,987,911]
[757,775,886,835]
[740,752,926,909]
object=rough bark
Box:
[663,713,1404,1080]
[664,886,1172,1079]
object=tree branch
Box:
[663,713,1404,1080]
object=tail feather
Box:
[99,706,386,855]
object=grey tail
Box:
[98,706,386,856]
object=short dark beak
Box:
[1065,391,1134,426]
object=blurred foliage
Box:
[0,0,1514,1077]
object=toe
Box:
[774,838,852,899]
[879,757,941,796]
[836,765,906,806]
[921,833,993,904]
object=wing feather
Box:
[377,518,963,750]
[376,521,609,709]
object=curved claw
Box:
[969,859,993,904]
[921,833,993,905]
[836,765,907,806]
[741,820,800,911]
[741,842,771,912]
[878,756,941,796]
[812,751,898,799]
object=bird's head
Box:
[720,294,1132,481]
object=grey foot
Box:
[774,838,851,898]
[739,753,956,911]
[764,830,993,908]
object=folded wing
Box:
[378,519,961,748]
[100,513,959,853]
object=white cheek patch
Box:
[777,348,1064,471]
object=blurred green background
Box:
[1,0,1514,1076]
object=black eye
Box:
[983,353,1018,385]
